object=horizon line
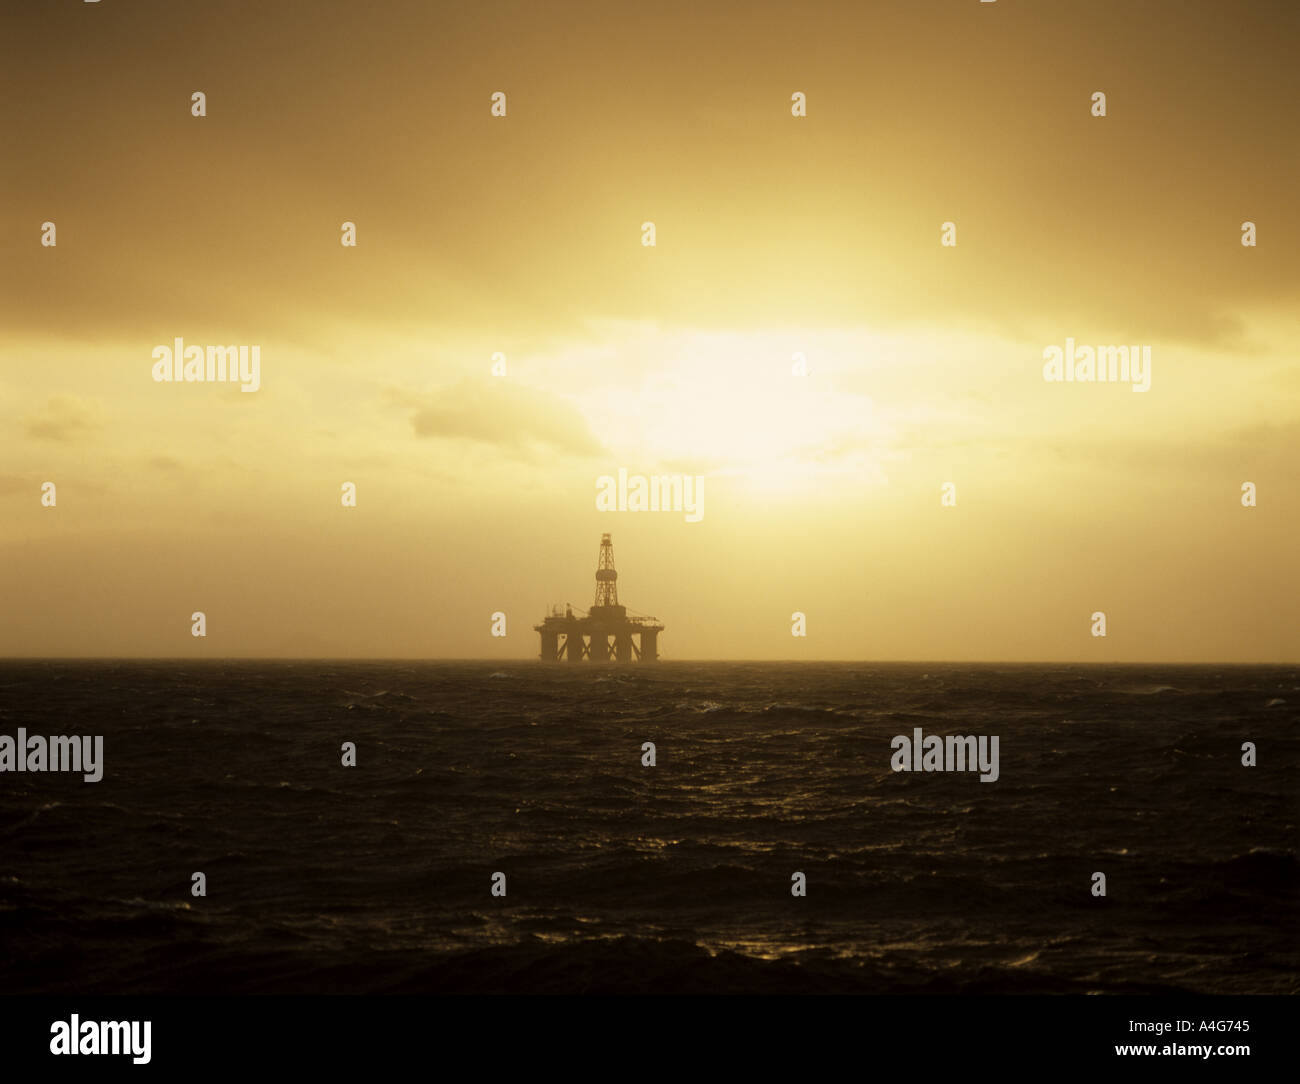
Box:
[0,657,1295,666]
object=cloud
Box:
[386,380,606,458]
[22,396,102,442]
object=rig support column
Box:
[539,630,558,662]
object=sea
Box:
[0,661,1295,995]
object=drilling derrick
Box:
[534,533,664,662]
[592,533,621,612]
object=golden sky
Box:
[2,0,1297,660]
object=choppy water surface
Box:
[0,661,1295,994]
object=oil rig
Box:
[535,534,664,662]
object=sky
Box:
[1,0,1297,661]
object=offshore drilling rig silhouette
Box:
[535,534,664,662]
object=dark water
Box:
[0,661,1295,995]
